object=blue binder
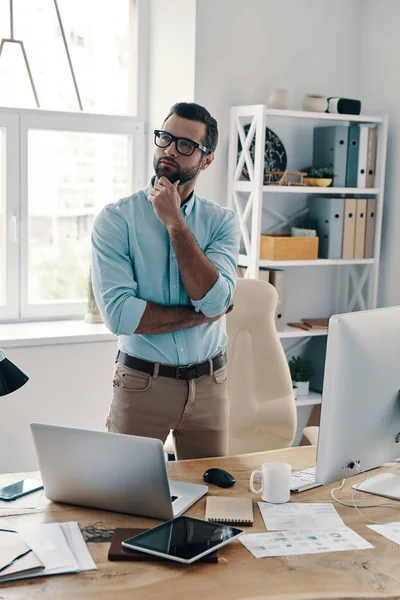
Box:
[345,125,360,187]
[313,126,349,187]
[308,197,345,259]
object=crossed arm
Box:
[91,205,239,336]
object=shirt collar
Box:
[145,178,196,219]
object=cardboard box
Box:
[260,235,319,261]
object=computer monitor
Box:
[315,306,400,489]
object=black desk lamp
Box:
[0,349,29,396]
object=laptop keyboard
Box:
[290,466,321,492]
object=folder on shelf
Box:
[357,125,371,188]
[345,125,360,187]
[263,268,285,332]
[308,197,345,259]
[342,198,357,259]
[313,125,349,187]
[366,127,377,188]
[364,199,377,259]
[354,199,368,259]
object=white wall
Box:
[194,0,362,203]
[147,0,197,180]
[1,341,117,473]
[360,0,400,307]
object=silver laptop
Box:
[30,423,208,520]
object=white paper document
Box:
[0,521,96,583]
[368,522,400,545]
[258,502,346,531]
[240,527,374,558]
[59,522,96,571]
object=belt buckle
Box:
[177,364,197,380]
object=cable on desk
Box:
[330,469,400,524]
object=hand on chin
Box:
[156,168,180,184]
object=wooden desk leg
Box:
[300,404,321,446]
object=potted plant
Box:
[84,267,103,324]
[288,355,314,397]
[301,166,335,187]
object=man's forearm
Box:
[134,302,210,335]
[168,221,219,300]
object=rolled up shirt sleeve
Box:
[191,210,240,318]
[91,205,147,335]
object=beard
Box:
[153,156,202,184]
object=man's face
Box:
[153,114,213,184]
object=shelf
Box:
[279,326,327,339]
[295,391,322,407]
[238,254,375,267]
[233,181,379,195]
[265,108,384,124]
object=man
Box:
[91,102,240,460]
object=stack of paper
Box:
[0,528,44,580]
[0,521,96,583]
[240,503,374,558]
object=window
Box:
[0,112,19,321]
[0,0,146,321]
[0,0,136,115]
[0,109,144,321]
[27,130,132,305]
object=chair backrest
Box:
[226,278,297,454]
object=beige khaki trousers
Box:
[106,360,229,460]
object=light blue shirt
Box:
[91,181,240,365]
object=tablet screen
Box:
[122,516,243,561]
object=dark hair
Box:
[163,102,218,154]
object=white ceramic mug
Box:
[249,461,291,504]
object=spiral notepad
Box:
[205,497,253,525]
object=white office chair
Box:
[225,278,297,454]
[164,278,299,459]
[302,426,319,446]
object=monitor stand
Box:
[352,473,400,501]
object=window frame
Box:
[0,107,145,322]
[0,112,20,321]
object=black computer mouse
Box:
[203,468,236,488]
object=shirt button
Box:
[172,254,176,259]
[172,284,177,289]
[180,347,184,352]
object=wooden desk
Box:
[1,446,400,600]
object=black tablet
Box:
[121,515,243,564]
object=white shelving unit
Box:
[295,391,322,407]
[227,105,388,406]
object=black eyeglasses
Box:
[154,130,211,156]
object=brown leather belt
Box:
[117,350,226,381]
